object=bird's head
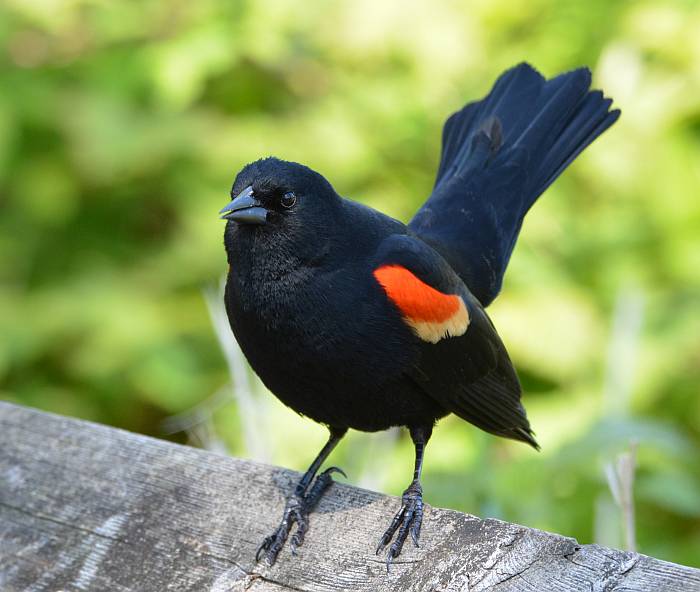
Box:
[221,158,341,262]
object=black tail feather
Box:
[411,63,619,306]
[436,63,619,205]
[533,93,620,203]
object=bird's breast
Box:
[224,262,421,425]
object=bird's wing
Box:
[373,234,538,448]
[409,63,619,306]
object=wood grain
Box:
[1,402,698,591]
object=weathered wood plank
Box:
[0,402,698,592]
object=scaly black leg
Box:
[256,427,347,565]
[376,425,431,571]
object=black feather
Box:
[410,62,620,306]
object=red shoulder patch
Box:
[374,265,459,322]
[373,265,469,343]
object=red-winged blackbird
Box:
[221,63,619,568]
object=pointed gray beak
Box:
[220,186,268,225]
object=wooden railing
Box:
[1,402,698,591]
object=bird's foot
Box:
[376,480,424,571]
[256,466,345,565]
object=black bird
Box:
[221,63,619,567]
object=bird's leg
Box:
[376,425,432,571]
[256,427,347,565]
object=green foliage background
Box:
[1,0,699,566]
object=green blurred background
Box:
[1,0,699,567]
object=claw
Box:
[410,528,421,548]
[376,482,424,567]
[256,466,345,564]
[255,536,272,562]
[322,466,347,479]
[254,494,304,565]
[386,547,397,573]
[376,535,388,555]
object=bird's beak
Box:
[219,186,268,225]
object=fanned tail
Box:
[411,63,620,306]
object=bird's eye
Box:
[280,191,297,209]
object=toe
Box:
[410,502,423,547]
[290,516,309,554]
[376,504,406,554]
[304,468,343,512]
[255,536,273,562]
[378,490,425,565]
